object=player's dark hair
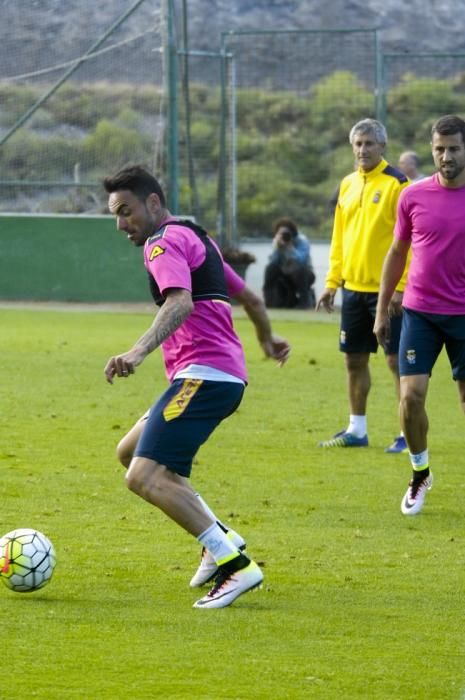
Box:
[272,217,298,239]
[431,115,465,145]
[103,164,166,206]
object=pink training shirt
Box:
[394,174,465,314]
[143,221,247,383]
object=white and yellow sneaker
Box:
[193,555,263,609]
[189,529,246,588]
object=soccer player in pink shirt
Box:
[374,115,465,515]
[103,165,289,608]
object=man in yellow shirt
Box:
[317,118,410,452]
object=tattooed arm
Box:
[104,289,194,384]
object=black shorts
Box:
[340,289,401,355]
[399,308,465,379]
[134,379,245,477]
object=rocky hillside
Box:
[186,0,465,55]
[1,0,463,82]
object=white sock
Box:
[195,492,228,532]
[197,522,240,565]
[347,415,367,437]
[410,449,429,471]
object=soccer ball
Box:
[0,528,56,593]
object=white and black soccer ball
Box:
[0,528,56,592]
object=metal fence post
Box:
[229,54,238,248]
[216,36,229,249]
[374,29,385,123]
[165,0,178,212]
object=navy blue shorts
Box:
[134,379,245,477]
[340,289,401,355]
[399,308,465,379]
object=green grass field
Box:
[2,307,465,699]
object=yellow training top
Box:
[325,158,410,293]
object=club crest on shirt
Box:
[372,190,382,203]
[149,244,165,261]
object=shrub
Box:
[81,119,153,172]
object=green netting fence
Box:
[218,29,380,242]
[0,0,165,215]
[3,6,465,248]
[381,52,465,178]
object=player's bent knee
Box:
[116,437,132,469]
[116,414,149,470]
[125,457,167,500]
[126,457,149,493]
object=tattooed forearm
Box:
[134,290,194,355]
[103,290,194,384]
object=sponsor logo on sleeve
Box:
[149,244,165,261]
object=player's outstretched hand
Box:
[104,347,146,384]
[316,288,336,313]
[262,335,291,366]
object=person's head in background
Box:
[349,118,387,173]
[272,217,298,245]
[398,151,424,181]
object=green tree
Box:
[309,71,375,147]
[387,74,460,142]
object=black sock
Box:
[218,552,250,575]
[412,467,429,483]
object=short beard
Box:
[441,164,465,181]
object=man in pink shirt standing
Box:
[374,115,465,515]
[102,165,289,608]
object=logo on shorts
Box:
[163,379,203,422]
[340,330,346,345]
[406,349,416,365]
[372,190,382,203]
